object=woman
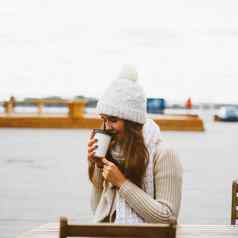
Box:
[87,66,183,224]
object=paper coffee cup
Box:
[94,129,112,158]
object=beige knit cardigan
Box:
[90,141,183,223]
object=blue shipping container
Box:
[147,98,166,114]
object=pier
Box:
[0,99,204,131]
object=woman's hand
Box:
[102,158,127,188]
[87,131,104,168]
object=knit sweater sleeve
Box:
[118,145,183,223]
[90,166,104,214]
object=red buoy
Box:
[185,97,192,109]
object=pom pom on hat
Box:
[118,65,138,82]
[96,65,147,124]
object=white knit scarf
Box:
[114,119,161,223]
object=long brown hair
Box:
[121,120,149,187]
[88,120,149,188]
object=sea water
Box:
[1,110,238,238]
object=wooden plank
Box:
[18,223,238,238]
[58,217,176,238]
[0,114,204,131]
[30,99,70,105]
[66,224,174,237]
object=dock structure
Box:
[0,99,204,131]
[0,113,204,131]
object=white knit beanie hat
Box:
[96,65,147,124]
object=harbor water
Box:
[1,109,238,238]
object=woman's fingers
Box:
[88,144,97,154]
[90,129,96,139]
[102,158,113,166]
[102,171,107,179]
[103,166,110,173]
[88,151,95,160]
[102,168,110,178]
[88,138,97,147]
[102,158,115,179]
[87,138,97,162]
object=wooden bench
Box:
[231,180,238,225]
[59,217,176,238]
[26,99,86,118]
[18,223,238,238]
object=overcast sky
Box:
[1,0,238,103]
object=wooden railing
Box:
[2,99,86,118]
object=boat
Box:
[214,106,238,122]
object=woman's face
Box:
[100,114,125,141]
